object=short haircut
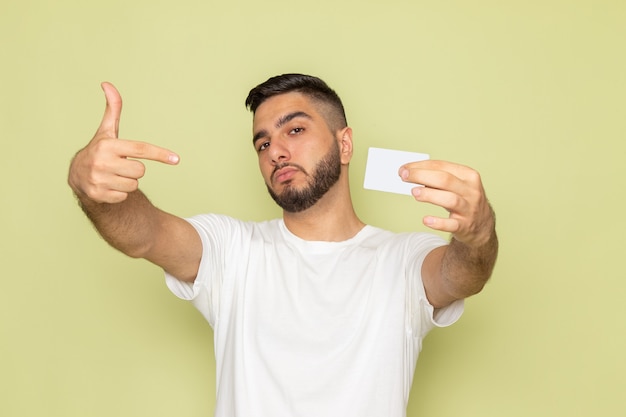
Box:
[245,74,348,131]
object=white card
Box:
[363,147,430,195]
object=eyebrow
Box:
[252,111,313,144]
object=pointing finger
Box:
[96,82,122,138]
[114,139,180,165]
[399,160,474,179]
[399,160,483,195]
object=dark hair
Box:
[245,73,348,130]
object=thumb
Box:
[96,82,122,138]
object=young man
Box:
[68,74,498,417]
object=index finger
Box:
[399,160,483,195]
[399,160,475,180]
[400,161,484,202]
[115,139,180,165]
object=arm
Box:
[399,160,498,308]
[68,83,201,282]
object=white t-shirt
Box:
[166,214,464,417]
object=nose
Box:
[268,137,290,165]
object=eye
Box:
[257,141,270,152]
[289,127,305,135]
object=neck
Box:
[282,178,364,242]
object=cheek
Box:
[258,159,273,183]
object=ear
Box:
[337,127,353,165]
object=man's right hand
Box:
[68,82,180,204]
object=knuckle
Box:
[128,160,146,178]
[136,163,146,178]
[86,177,107,196]
[133,141,147,155]
[430,160,445,170]
[130,141,154,158]
[452,194,464,208]
[441,173,454,189]
[91,137,114,154]
[83,184,105,202]
[466,169,482,185]
[90,158,108,174]
[129,178,139,191]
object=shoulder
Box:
[187,214,283,241]
[363,226,447,252]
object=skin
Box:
[251,92,364,241]
[67,83,201,282]
[403,162,498,306]
[68,83,498,308]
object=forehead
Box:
[252,92,320,130]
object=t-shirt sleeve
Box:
[405,234,464,342]
[165,214,233,328]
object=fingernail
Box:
[400,169,408,180]
[169,154,180,164]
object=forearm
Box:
[440,228,499,300]
[76,189,163,259]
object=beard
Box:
[267,141,342,213]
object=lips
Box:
[272,165,301,185]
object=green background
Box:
[2,0,625,416]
